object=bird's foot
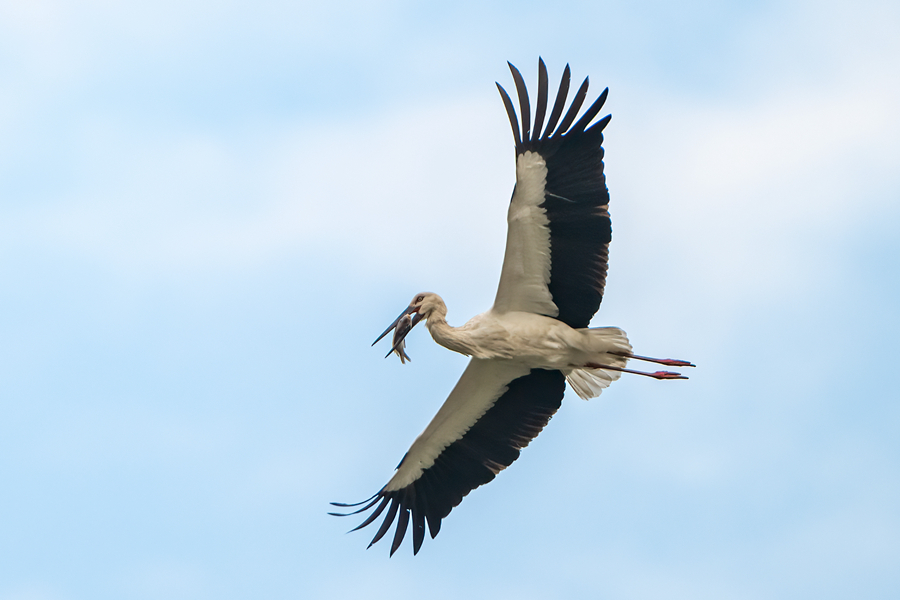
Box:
[648,371,688,380]
[652,358,695,368]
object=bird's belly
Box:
[503,339,582,370]
[473,312,585,369]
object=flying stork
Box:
[331,59,694,556]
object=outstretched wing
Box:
[331,360,566,556]
[493,59,613,329]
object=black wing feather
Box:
[349,496,389,532]
[532,58,549,141]
[412,503,427,554]
[368,497,399,548]
[496,83,521,147]
[543,64,570,143]
[554,76,590,137]
[507,62,531,142]
[571,87,609,135]
[390,505,410,556]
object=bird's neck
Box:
[426,314,476,357]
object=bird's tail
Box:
[565,327,631,400]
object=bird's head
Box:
[408,292,446,319]
[372,292,445,363]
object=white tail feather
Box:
[565,327,632,400]
[567,368,620,399]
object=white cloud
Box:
[0,92,513,289]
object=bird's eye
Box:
[416,296,424,303]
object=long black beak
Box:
[372,306,424,363]
[373,306,416,346]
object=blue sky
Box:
[1,0,899,598]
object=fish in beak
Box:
[372,305,425,364]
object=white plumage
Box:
[331,60,693,556]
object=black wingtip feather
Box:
[368,497,399,548]
[496,83,521,148]
[570,86,609,134]
[554,76,590,137]
[507,62,530,143]
[543,64,571,140]
[532,58,549,142]
[349,496,390,533]
[330,493,378,508]
[412,508,426,555]
[328,495,381,517]
[390,506,410,556]
[586,113,612,134]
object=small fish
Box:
[391,314,414,364]
[373,303,424,364]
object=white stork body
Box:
[425,303,630,376]
[332,60,693,556]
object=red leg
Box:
[610,352,695,368]
[584,362,688,380]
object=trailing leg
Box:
[610,351,695,368]
[583,362,688,380]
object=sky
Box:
[1,0,899,598]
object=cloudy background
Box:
[1,0,898,598]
